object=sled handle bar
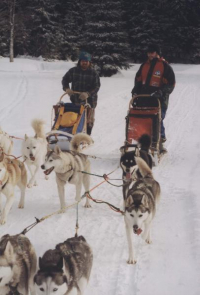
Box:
[129,94,161,110]
[59,91,82,102]
[58,92,91,108]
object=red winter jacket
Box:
[132,57,175,109]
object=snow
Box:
[0,57,200,295]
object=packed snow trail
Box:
[0,59,199,295]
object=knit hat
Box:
[79,51,91,61]
[147,44,161,56]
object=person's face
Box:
[147,51,158,61]
[80,60,90,70]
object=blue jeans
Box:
[161,108,167,138]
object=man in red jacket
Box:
[132,44,175,152]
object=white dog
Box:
[22,119,48,188]
[0,127,13,155]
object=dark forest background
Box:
[0,0,200,76]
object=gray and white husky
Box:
[41,133,93,210]
[34,235,93,295]
[123,157,161,264]
[0,234,37,295]
[22,119,48,188]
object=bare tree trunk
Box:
[9,0,16,62]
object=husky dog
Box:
[124,157,160,264]
[0,153,27,225]
[41,133,93,210]
[34,235,93,295]
[22,119,48,188]
[0,234,37,295]
[120,134,152,182]
[0,127,13,155]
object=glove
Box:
[151,90,163,99]
[65,88,74,96]
[132,93,137,97]
[79,92,89,101]
[56,101,64,106]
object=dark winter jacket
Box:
[62,65,100,108]
[132,57,175,109]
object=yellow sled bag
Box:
[60,111,78,127]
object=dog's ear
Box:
[141,194,148,207]
[25,134,28,140]
[54,145,61,155]
[126,195,133,207]
[4,241,14,259]
[47,145,52,152]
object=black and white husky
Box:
[41,133,94,210]
[34,235,93,295]
[120,134,152,182]
[123,157,160,264]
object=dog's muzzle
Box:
[29,155,35,161]
[41,165,54,175]
[133,225,142,235]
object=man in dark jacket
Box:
[131,44,175,149]
[62,51,100,135]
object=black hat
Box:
[147,44,161,56]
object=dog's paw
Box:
[84,199,91,208]
[127,259,137,264]
[18,203,24,209]
[27,183,33,188]
[145,238,152,244]
[45,175,49,180]
[84,204,91,208]
[59,206,66,213]
[0,218,6,225]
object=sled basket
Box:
[125,95,161,152]
[46,93,88,151]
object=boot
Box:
[87,126,92,135]
[159,140,167,154]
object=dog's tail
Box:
[135,156,153,179]
[70,133,94,152]
[31,119,46,139]
[138,134,151,151]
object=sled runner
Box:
[124,94,162,164]
[46,93,89,151]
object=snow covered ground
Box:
[0,57,200,295]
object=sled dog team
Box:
[0,120,161,295]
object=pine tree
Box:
[80,0,131,77]
[161,0,200,63]
[124,0,161,62]
[57,0,83,60]
[26,0,63,59]
[0,1,10,56]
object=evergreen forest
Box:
[0,0,200,76]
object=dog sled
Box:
[46,93,90,151]
[124,94,161,164]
